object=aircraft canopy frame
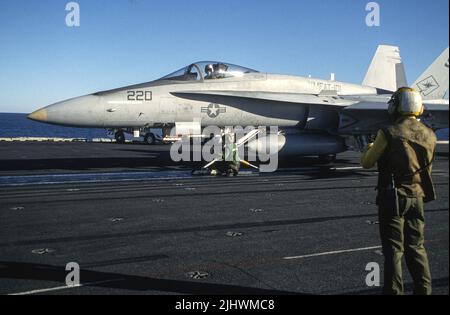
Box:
[159,61,259,82]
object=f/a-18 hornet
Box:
[29,45,449,163]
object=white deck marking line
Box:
[333,167,364,171]
[0,171,190,179]
[283,245,381,260]
[8,279,123,296]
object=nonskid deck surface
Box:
[0,142,448,295]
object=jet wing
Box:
[338,101,449,134]
[173,90,448,135]
[172,90,355,107]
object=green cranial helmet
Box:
[388,87,424,117]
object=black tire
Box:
[318,155,336,164]
[115,131,126,144]
[144,133,156,145]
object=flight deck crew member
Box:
[223,136,240,176]
[210,134,240,176]
[361,87,437,295]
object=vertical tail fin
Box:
[363,45,408,92]
[413,47,449,100]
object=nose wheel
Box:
[115,130,126,144]
[144,133,156,145]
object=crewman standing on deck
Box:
[361,87,437,295]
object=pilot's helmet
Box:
[217,63,228,72]
[205,64,214,75]
[388,87,424,118]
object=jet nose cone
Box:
[28,108,48,122]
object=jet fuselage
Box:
[29,68,378,130]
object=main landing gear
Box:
[115,130,126,144]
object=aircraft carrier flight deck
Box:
[0,142,448,295]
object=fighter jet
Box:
[28,45,449,160]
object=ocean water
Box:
[0,113,109,139]
[0,113,448,140]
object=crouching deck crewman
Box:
[361,87,437,295]
[210,133,240,176]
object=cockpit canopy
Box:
[159,61,258,82]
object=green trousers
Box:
[378,196,432,295]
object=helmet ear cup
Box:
[388,101,396,115]
[388,92,399,116]
[418,104,425,116]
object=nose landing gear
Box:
[144,133,156,145]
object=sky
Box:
[0,0,448,113]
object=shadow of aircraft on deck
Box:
[0,261,302,295]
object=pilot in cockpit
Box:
[204,64,215,80]
[205,63,229,80]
